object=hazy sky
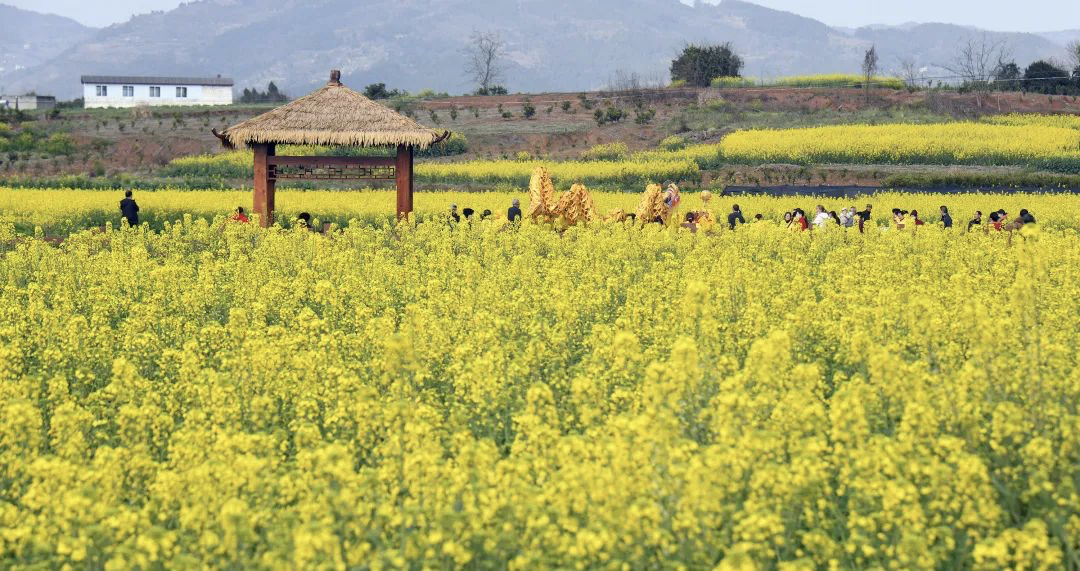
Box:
[8,0,1080,32]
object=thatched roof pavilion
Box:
[215,70,448,227]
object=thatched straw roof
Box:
[217,70,448,149]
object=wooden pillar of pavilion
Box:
[395,144,414,220]
[253,143,276,228]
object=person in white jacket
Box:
[812,204,831,228]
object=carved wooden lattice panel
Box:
[269,164,396,180]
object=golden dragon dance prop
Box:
[527,167,557,221]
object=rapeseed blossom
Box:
[0,194,1077,568]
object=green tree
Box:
[670,43,744,87]
[1023,60,1070,94]
[994,61,1022,90]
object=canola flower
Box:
[6,188,1080,237]
[165,151,701,188]
[984,113,1080,130]
[718,122,1080,171]
[163,114,1080,188]
[0,207,1078,568]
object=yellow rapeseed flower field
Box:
[0,189,1078,568]
[6,188,1080,235]
[718,122,1080,171]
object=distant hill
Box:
[0,0,1073,99]
[0,4,96,82]
[1039,30,1080,47]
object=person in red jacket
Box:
[232,206,250,223]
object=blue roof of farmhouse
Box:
[80,75,234,87]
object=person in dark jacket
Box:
[940,206,953,228]
[119,190,139,227]
[727,204,746,230]
[1020,209,1036,224]
[856,204,872,233]
[507,199,523,222]
[967,211,982,232]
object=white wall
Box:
[83,83,234,108]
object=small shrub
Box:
[41,133,76,156]
[501,111,513,119]
[449,107,459,121]
[633,108,656,125]
[419,132,468,157]
[705,98,730,111]
[561,101,572,112]
[522,100,536,119]
[605,107,625,123]
[659,136,687,151]
[514,151,532,161]
[594,109,607,126]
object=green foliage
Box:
[475,86,508,96]
[604,107,626,124]
[421,132,468,157]
[633,107,656,125]
[239,82,288,104]
[364,83,406,100]
[40,133,76,156]
[670,42,744,87]
[1023,60,1074,94]
[522,100,536,119]
[561,101,572,113]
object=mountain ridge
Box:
[1,0,1076,99]
[0,3,96,83]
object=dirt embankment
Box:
[9,87,1080,180]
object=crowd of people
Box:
[116,190,1038,236]
[716,202,1037,234]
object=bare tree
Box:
[1067,40,1080,71]
[607,69,643,92]
[463,31,506,95]
[862,45,878,102]
[897,57,923,90]
[938,34,1011,108]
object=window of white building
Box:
[96,85,108,97]
[150,86,161,97]
[123,86,134,97]
[176,87,188,98]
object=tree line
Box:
[666,36,1080,97]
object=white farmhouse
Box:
[80,75,234,108]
